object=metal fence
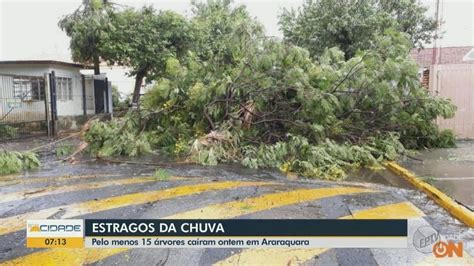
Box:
[0,74,48,140]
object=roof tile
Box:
[410,46,474,67]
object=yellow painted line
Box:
[0,176,190,204]
[385,161,474,228]
[166,187,375,219]
[0,248,129,266]
[340,201,425,219]
[1,186,374,265]
[0,181,269,237]
[0,174,20,183]
[0,174,121,186]
[215,202,425,266]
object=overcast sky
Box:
[1,0,473,94]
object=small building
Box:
[0,60,113,137]
[411,46,474,139]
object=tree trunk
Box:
[131,69,147,106]
[93,56,100,75]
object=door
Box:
[94,79,106,114]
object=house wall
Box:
[48,65,84,116]
[0,64,50,77]
[0,65,49,123]
[430,64,474,139]
[0,64,87,119]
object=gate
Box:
[0,74,49,140]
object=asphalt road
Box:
[0,162,472,265]
[401,141,474,209]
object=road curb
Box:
[385,161,474,228]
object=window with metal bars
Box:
[13,76,45,101]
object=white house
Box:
[0,60,112,135]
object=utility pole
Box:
[432,0,442,65]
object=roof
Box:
[0,60,84,68]
[410,46,474,67]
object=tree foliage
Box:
[279,0,437,58]
[0,150,40,175]
[59,0,113,74]
[190,0,264,69]
[83,0,455,179]
[102,7,193,104]
[84,113,151,157]
[0,125,18,138]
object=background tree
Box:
[59,0,113,74]
[103,7,193,105]
[378,0,439,46]
[279,0,437,59]
[190,0,264,71]
[111,85,130,111]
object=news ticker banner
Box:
[26,219,407,249]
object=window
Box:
[55,77,73,101]
[13,76,45,101]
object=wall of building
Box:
[47,65,84,117]
[430,64,474,139]
[0,65,49,123]
[0,64,50,77]
[0,63,88,120]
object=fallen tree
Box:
[81,2,455,179]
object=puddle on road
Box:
[346,168,413,189]
[401,141,474,210]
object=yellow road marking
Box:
[340,201,426,219]
[0,176,190,204]
[0,174,121,186]
[1,249,129,266]
[215,202,425,266]
[0,174,20,183]
[166,187,374,219]
[1,186,374,265]
[0,181,269,237]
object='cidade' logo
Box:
[26,219,84,237]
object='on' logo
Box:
[432,241,463,258]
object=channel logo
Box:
[433,240,463,258]
[26,220,83,237]
[28,223,82,233]
[412,226,463,258]
[26,219,84,248]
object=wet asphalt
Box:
[401,141,474,209]
[0,154,472,265]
